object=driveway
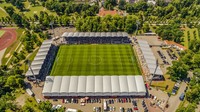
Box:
[166,82,187,112]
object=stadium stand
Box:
[137,40,164,80]
[61,32,131,44]
[42,76,146,98]
[25,39,58,81]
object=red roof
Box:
[98,7,118,16]
[164,40,186,50]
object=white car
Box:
[52,105,56,110]
[80,103,85,106]
[36,99,41,103]
[56,105,62,109]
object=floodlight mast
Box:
[28,60,39,86]
[149,59,159,86]
[49,21,55,38]
[135,20,140,38]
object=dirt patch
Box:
[16,93,30,106]
[5,53,10,58]
[0,28,17,51]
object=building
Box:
[42,76,146,98]
[164,40,186,51]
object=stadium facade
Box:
[26,32,149,98]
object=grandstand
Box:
[42,76,146,98]
[137,40,164,80]
[61,32,131,44]
[25,39,58,80]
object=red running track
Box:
[0,28,17,51]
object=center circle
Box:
[88,56,102,65]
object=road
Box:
[166,82,187,112]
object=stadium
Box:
[25,32,147,98]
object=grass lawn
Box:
[182,27,200,48]
[0,1,19,13]
[151,75,175,93]
[0,8,8,18]
[23,5,57,17]
[1,28,25,65]
[51,44,141,76]
[0,1,57,18]
[0,30,5,37]
[21,48,39,72]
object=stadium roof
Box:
[61,32,129,38]
[34,55,46,60]
[42,76,146,96]
[25,39,52,77]
[138,40,163,76]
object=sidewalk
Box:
[0,48,6,65]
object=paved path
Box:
[0,49,6,65]
[5,41,22,65]
[5,31,25,65]
[0,7,7,13]
[166,82,187,112]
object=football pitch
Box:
[50,44,141,76]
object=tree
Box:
[189,40,200,52]
[29,0,36,6]
[22,105,35,112]
[104,0,117,10]
[11,13,23,26]
[4,6,15,16]
[167,61,188,81]
[5,75,24,90]
[143,23,150,33]
[119,0,126,10]
[192,53,200,68]
[15,1,25,11]
[186,85,200,103]
[176,103,197,112]
[156,24,183,42]
[125,15,137,33]
[38,101,52,112]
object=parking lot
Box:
[47,97,150,112]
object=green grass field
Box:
[0,1,57,18]
[0,30,5,37]
[50,44,141,76]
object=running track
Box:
[0,28,17,51]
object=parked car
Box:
[120,107,125,112]
[172,89,177,95]
[179,93,185,101]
